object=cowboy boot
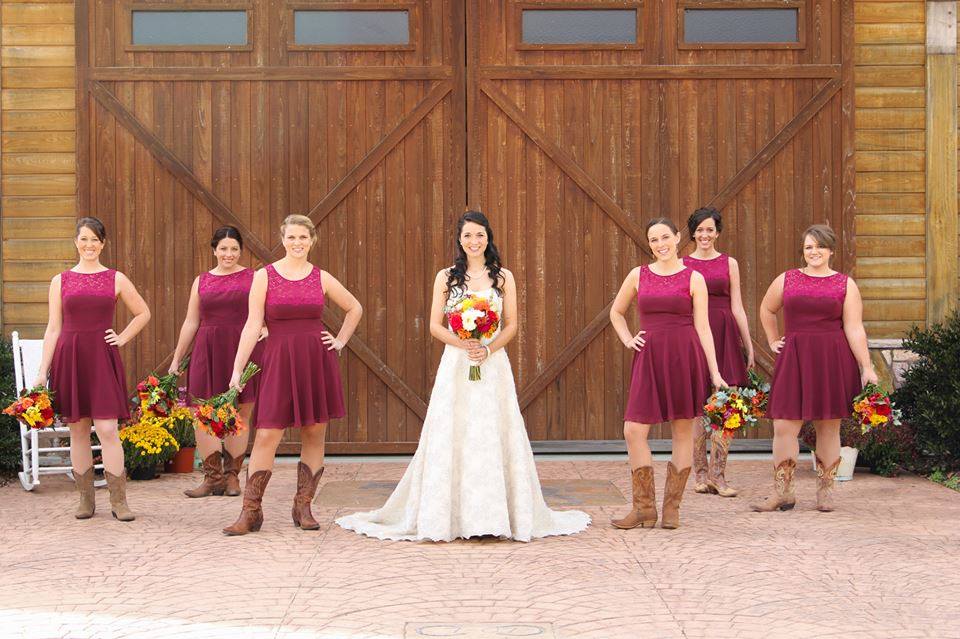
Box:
[104,470,135,522]
[222,450,245,497]
[292,463,324,530]
[611,466,657,529]
[816,456,841,512]
[223,469,272,536]
[693,428,711,493]
[183,451,225,498]
[73,467,96,519]
[750,459,797,512]
[705,432,739,497]
[661,462,692,529]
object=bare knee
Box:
[93,420,119,441]
[623,422,648,442]
[300,423,328,446]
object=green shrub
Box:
[894,312,960,472]
[0,339,22,477]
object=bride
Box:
[336,211,590,542]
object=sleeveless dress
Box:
[624,266,711,424]
[683,254,748,387]
[767,270,861,420]
[336,286,590,542]
[187,269,263,405]
[49,269,130,423]
[251,264,345,429]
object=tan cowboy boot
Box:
[661,462,692,529]
[816,456,841,512]
[183,451,225,498]
[705,432,739,497]
[223,469,271,536]
[693,428,710,493]
[104,471,135,522]
[222,450,245,497]
[611,466,657,529]
[750,459,797,512]
[73,467,96,519]
[292,462,324,530]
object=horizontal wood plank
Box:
[854,44,925,65]
[2,110,76,131]
[864,320,921,338]
[856,150,924,172]
[855,171,925,192]
[855,130,924,150]
[2,89,75,110]
[2,238,75,260]
[2,282,51,304]
[855,213,925,234]
[858,278,925,300]
[2,216,76,239]
[856,256,925,279]
[1,45,74,67]
[857,193,925,213]
[854,2,925,24]
[1,174,75,195]
[855,87,924,108]
[855,235,925,256]
[855,65,924,87]
[1,152,75,174]
[1,196,76,216]
[2,303,49,324]
[1,131,75,153]
[1,66,75,88]
[1,4,74,24]
[856,108,925,129]
[1,25,74,45]
[855,23,925,44]
[2,260,74,282]
[862,299,926,322]
[1,324,45,340]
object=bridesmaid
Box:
[683,207,754,498]
[610,218,726,530]
[169,226,266,499]
[752,224,877,513]
[33,217,151,521]
[223,214,362,535]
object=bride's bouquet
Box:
[447,292,501,381]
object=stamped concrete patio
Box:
[1,458,958,639]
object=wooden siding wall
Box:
[1,0,76,339]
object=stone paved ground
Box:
[1,458,959,639]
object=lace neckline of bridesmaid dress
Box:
[685,253,724,262]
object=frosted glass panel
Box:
[522,9,637,44]
[132,11,247,46]
[683,8,799,43]
[294,10,410,45]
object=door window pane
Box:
[521,9,637,45]
[293,10,410,45]
[131,10,247,46]
[683,8,799,44]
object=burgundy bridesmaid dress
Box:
[252,264,345,429]
[683,253,748,387]
[187,269,263,404]
[49,269,130,423]
[767,270,861,420]
[624,266,711,424]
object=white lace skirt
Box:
[335,345,591,542]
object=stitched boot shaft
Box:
[73,467,96,519]
[693,429,710,493]
[223,469,271,536]
[661,462,691,529]
[706,432,738,497]
[222,450,245,497]
[750,459,797,512]
[105,471,135,522]
[611,466,657,529]
[292,463,324,530]
[816,456,840,512]
[184,451,225,498]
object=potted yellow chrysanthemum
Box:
[119,413,179,480]
[162,406,197,473]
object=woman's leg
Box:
[223,426,282,535]
[94,419,134,521]
[184,424,227,498]
[293,422,328,530]
[612,422,658,529]
[69,420,96,519]
[751,419,802,512]
[813,419,842,511]
[219,402,254,496]
[661,419,695,529]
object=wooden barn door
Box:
[468,0,853,441]
[77,0,464,453]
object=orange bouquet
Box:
[4,386,56,430]
[447,292,501,381]
[193,362,260,439]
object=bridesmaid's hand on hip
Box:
[322,331,344,353]
[623,330,646,351]
[104,329,124,347]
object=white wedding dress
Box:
[336,287,591,542]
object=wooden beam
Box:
[89,66,454,82]
[925,1,959,322]
[479,64,841,80]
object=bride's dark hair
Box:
[446,210,505,297]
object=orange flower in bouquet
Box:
[193,362,260,440]
[3,386,55,430]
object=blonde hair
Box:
[280,214,317,243]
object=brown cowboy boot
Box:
[750,459,797,512]
[705,432,739,497]
[292,463,324,530]
[104,470,135,522]
[183,451,225,498]
[73,467,96,519]
[693,428,710,493]
[816,456,841,512]
[661,462,692,529]
[611,466,657,529]
[222,450,244,497]
[223,469,271,536]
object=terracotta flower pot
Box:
[164,447,196,473]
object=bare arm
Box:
[320,270,363,352]
[727,257,755,368]
[33,275,63,387]
[110,272,151,347]
[229,269,267,387]
[169,276,201,373]
[842,278,879,386]
[484,269,518,354]
[429,270,473,349]
[691,272,726,388]
[609,267,646,351]
[759,273,786,353]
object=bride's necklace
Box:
[466,267,487,280]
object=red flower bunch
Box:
[193,362,260,440]
[853,383,901,434]
[3,386,56,430]
[136,356,189,418]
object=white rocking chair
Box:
[11,331,106,491]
